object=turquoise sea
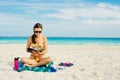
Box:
[0,36,120,45]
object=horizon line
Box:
[0,36,120,38]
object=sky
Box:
[0,0,120,37]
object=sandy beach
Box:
[0,44,120,80]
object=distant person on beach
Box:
[21,23,52,67]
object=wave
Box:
[0,40,8,43]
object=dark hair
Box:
[32,23,43,44]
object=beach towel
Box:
[13,61,56,72]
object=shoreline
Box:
[1,43,120,46]
[0,37,120,46]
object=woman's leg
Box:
[21,51,39,65]
[30,51,52,67]
[21,57,37,65]
[31,57,52,67]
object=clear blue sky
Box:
[0,0,120,37]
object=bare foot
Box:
[30,64,37,67]
[24,64,32,67]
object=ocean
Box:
[0,36,120,45]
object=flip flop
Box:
[58,62,73,67]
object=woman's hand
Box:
[31,50,39,57]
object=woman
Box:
[21,23,52,67]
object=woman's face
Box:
[34,28,42,36]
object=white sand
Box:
[0,44,120,80]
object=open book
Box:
[27,47,44,53]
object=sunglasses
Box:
[34,31,42,33]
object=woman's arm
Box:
[40,36,48,54]
[26,37,32,52]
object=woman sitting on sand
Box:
[21,23,52,67]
